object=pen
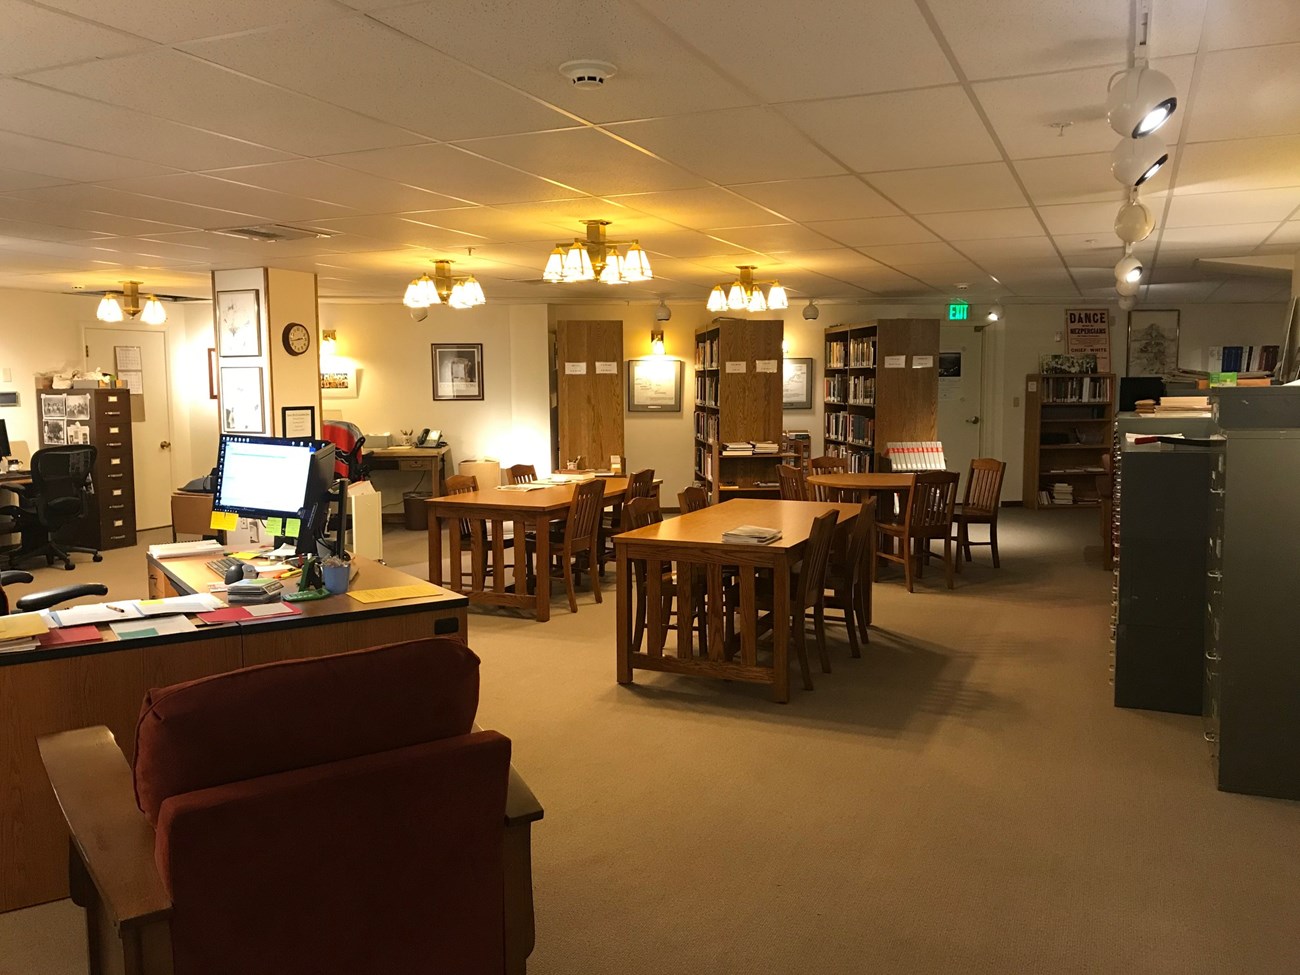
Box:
[107,604,127,614]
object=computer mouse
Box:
[224,565,245,585]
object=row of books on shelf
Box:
[1038,483,1095,506]
[694,337,720,369]
[694,374,719,407]
[824,375,875,404]
[694,411,719,444]
[825,412,874,445]
[1220,344,1278,373]
[824,444,872,472]
[884,441,947,472]
[1040,375,1112,403]
[721,441,781,456]
[694,446,714,483]
[825,337,878,369]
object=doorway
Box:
[937,325,985,481]
[83,326,174,530]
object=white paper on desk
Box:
[243,602,295,617]
[109,614,197,639]
[47,602,145,627]
[128,594,223,616]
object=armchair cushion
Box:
[134,637,480,826]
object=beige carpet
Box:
[3,511,1299,974]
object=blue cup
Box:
[321,563,350,595]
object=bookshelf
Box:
[692,318,786,503]
[822,319,939,472]
[1022,372,1116,509]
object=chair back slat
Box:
[910,471,959,532]
[444,474,478,538]
[808,455,848,476]
[777,465,808,501]
[677,486,709,513]
[963,458,1005,516]
[567,480,607,552]
[844,499,876,580]
[507,464,537,484]
[796,510,840,610]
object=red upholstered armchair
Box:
[38,638,543,975]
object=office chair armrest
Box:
[0,570,34,586]
[37,727,173,929]
[15,583,109,613]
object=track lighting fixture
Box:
[1110,137,1169,188]
[1106,65,1178,138]
[802,298,819,321]
[1115,253,1144,284]
[1114,197,1155,243]
[655,299,671,322]
[1118,294,1137,311]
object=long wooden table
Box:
[0,554,467,913]
[428,477,629,622]
[614,499,859,703]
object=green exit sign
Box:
[948,302,969,321]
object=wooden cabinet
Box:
[822,319,939,472]
[555,320,624,469]
[34,386,137,550]
[1022,373,1115,509]
[692,318,785,503]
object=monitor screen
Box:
[213,435,317,518]
[0,418,9,458]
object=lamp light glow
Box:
[1115,254,1143,284]
[140,296,166,325]
[543,246,565,282]
[726,280,747,311]
[96,294,124,323]
[707,285,728,312]
[986,302,1004,323]
[599,247,625,285]
[462,276,486,306]
[623,243,652,281]
[747,287,767,313]
[767,283,788,310]
[650,329,665,356]
[1106,66,1178,139]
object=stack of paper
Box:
[722,441,754,456]
[1051,482,1075,505]
[0,612,49,653]
[147,539,225,559]
[752,441,781,454]
[721,525,783,544]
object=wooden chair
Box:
[757,510,839,690]
[443,473,480,589]
[623,496,673,653]
[823,499,875,658]
[507,464,537,485]
[875,471,959,593]
[527,478,605,613]
[677,485,710,513]
[777,464,809,501]
[953,458,1006,571]
[809,455,848,476]
[601,468,655,574]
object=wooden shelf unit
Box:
[1022,372,1116,510]
[692,318,783,503]
[822,318,939,472]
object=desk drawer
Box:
[398,459,430,472]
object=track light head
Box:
[1115,254,1144,284]
[1118,294,1137,311]
[1114,199,1155,244]
[1107,66,1178,138]
[1110,138,1169,188]
[409,306,428,322]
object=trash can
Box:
[403,491,433,531]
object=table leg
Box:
[616,548,632,684]
[492,519,506,594]
[739,566,757,667]
[513,518,526,594]
[707,564,726,662]
[448,519,463,594]
[470,516,486,593]
[429,512,444,586]
[646,557,664,656]
[676,561,694,659]
[771,554,791,703]
[535,513,551,623]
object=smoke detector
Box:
[560,60,617,89]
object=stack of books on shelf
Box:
[694,445,714,482]
[722,441,755,456]
[721,525,782,545]
[694,373,719,406]
[1050,482,1074,505]
[694,411,719,443]
[884,441,947,471]
[694,337,719,369]
[848,337,877,367]
[824,374,847,403]
[825,340,847,369]
[752,441,780,455]
[1041,375,1112,403]
[848,375,875,404]
[1220,344,1279,373]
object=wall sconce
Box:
[320,329,337,357]
[650,329,665,356]
[781,338,791,357]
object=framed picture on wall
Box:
[1127,309,1179,376]
[281,405,316,440]
[216,290,261,357]
[627,358,684,412]
[782,357,814,410]
[219,366,266,433]
[432,343,484,400]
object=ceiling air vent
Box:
[212,224,334,242]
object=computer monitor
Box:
[0,418,10,460]
[213,435,320,519]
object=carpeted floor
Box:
[3,510,1298,974]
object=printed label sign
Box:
[564,362,588,375]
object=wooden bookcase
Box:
[692,318,785,503]
[822,319,939,472]
[555,320,624,469]
[1022,372,1116,509]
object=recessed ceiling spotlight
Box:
[559,60,617,89]
[1110,137,1169,187]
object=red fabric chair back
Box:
[321,420,364,480]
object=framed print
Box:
[432,343,484,401]
[321,364,359,399]
[782,357,814,410]
[281,405,316,440]
[216,290,262,357]
[1127,309,1179,376]
[627,358,684,412]
[219,366,266,433]
[207,348,219,399]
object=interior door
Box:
[937,325,984,481]
[84,326,173,530]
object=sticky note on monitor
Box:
[209,510,238,531]
[264,516,284,536]
[285,518,301,539]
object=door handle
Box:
[160,440,172,450]
[965,416,980,425]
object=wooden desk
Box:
[369,446,448,522]
[613,499,859,703]
[0,555,468,913]
[428,478,629,622]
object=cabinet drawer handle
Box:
[1205,650,1220,661]
[107,473,125,480]
[1207,570,1222,580]
[109,504,125,510]
[109,534,127,541]
[107,441,123,447]
[103,410,122,416]
[1204,731,1218,743]
[1210,488,1224,496]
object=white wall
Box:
[0,289,88,459]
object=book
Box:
[721,525,782,544]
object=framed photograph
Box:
[627,358,684,412]
[432,343,484,401]
[281,405,316,440]
[1127,309,1179,376]
[219,366,266,434]
[321,363,359,399]
[208,348,219,399]
[216,290,262,357]
[782,357,814,410]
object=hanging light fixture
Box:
[401,259,486,312]
[708,266,789,314]
[95,281,166,324]
[541,220,653,285]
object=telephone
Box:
[416,429,445,447]
[415,428,431,447]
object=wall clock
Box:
[282,322,311,356]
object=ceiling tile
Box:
[8,183,266,231]
[644,230,761,259]
[182,17,572,142]
[1039,201,1131,235]
[1204,0,1300,50]
[1156,223,1280,251]
[904,262,995,287]
[412,205,585,243]
[308,214,488,250]
[0,217,112,244]
[780,249,888,276]
[28,50,425,157]
[922,208,1045,240]
[1013,153,1127,206]
[0,0,155,73]
[729,176,899,223]
[1187,44,1300,141]
[652,0,956,101]
[101,174,356,224]
[606,187,780,230]
[0,197,189,237]
[710,224,843,255]
[1164,188,1300,227]
[375,0,756,123]
[869,163,1027,214]
[31,0,344,44]
[323,144,576,204]
[0,167,68,193]
[784,87,1001,172]
[1269,220,1300,245]
[974,56,1192,160]
[954,236,1061,263]
[454,128,708,196]
[1176,136,1300,195]
[805,216,937,248]
[860,241,966,266]
[608,109,842,184]
[0,130,177,183]
[204,160,469,214]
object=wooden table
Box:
[368,445,449,523]
[807,471,916,499]
[428,477,629,622]
[613,498,859,703]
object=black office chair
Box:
[0,446,103,571]
[0,570,107,615]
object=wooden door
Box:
[556,320,624,468]
[937,324,985,476]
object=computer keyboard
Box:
[206,556,248,577]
